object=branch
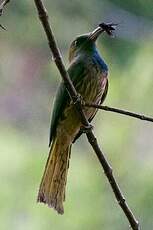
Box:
[0,0,10,15]
[33,1,140,229]
[85,103,153,123]
[0,0,10,30]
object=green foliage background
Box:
[0,0,153,229]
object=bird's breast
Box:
[56,59,108,142]
[78,60,108,104]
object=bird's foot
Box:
[73,94,85,105]
[80,124,94,133]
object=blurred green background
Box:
[1,0,153,229]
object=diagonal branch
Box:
[33,0,140,229]
[0,0,10,30]
[85,103,153,123]
[0,0,10,15]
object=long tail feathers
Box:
[37,138,71,214]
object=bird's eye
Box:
[74,40,77,46]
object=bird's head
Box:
[68,28,102,62]
[68,23,117,62]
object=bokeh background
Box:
[1,0,153,229]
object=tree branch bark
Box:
[33,0,140,229]
[0,0,10,30]
[0,0,10,15]
[85,103,153,123]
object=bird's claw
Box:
[73,94,85,105]
[80,124,94,133]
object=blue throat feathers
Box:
[93,49,108,72]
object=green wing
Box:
[49,59,85,146]
[49,82,68,146]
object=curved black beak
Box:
[89,26,103,42]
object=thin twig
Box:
[85,103,153,123]
[0,23,6,29]
[0,0,10,30]
[0,0,10,15]
[33,1,140,229]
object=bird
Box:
[37,24,111,214]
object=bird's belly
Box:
[81,72,107,103]
[81,72,107,119]
[57,72,107,143]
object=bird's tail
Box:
[37,137,71,214]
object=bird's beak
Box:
[89,26,104,42]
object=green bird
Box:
[37,24,111,214]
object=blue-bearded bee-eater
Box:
[37,23,116,214]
